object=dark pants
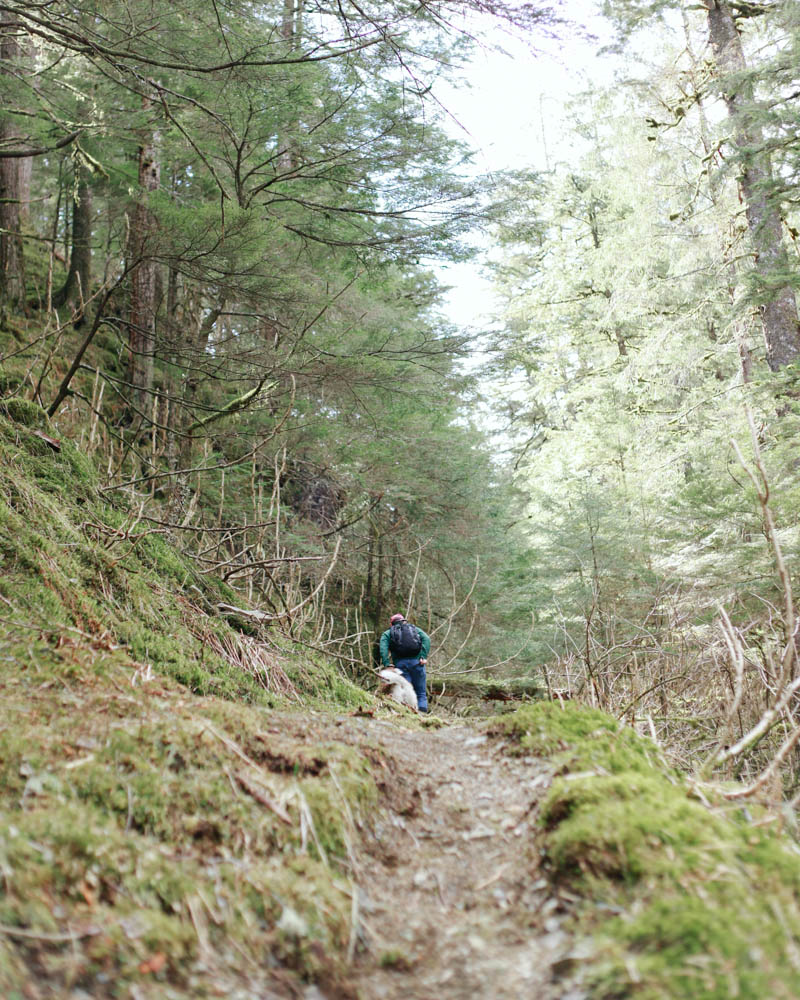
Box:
[395,657,428,712]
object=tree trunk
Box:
[371,532,385,661]
[52,163,92,323]
[281,0,297,44]
[176,295,225,472]
[277,0,299,173]
[705,0,800,370]
[683,8,754,384]
[0,15,31,310]
[365,516,376,607]
[128,101,160,417]
[164,264,180,470]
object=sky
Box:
[433,1,620,331]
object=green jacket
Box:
[379,623,431,666]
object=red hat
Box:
[390,613,405,623]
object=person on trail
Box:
[379,613,431,713]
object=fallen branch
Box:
[234,770,292,825]
[217,603,270,624]
[427,676,541,701]
[712,659,800,768]
[0,922,101,942]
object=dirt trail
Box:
[328,716,587,1000]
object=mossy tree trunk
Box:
[428,677,541,701]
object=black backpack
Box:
[389,621,422,657]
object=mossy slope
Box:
[495,702,800,1000]
[0,401,370,707]
[0,402,380,997]
[0,640,376,998]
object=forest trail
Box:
[316,715,586,1000]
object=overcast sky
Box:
[434,1,619,330]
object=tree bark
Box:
[371,531,385,658]
[277,0,299,173]
[0,14,31,310]
[52,163,92,323]
[683,7,754,383]
[705,0,800,370]
[128,100,160,416]
[176,295,225,472]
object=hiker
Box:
[379,613,431,713]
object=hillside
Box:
[3,399,800,999]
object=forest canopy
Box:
[5,6,800,998]
[487,0,800,784]
[0,0,554,681]
[3,0,800,785]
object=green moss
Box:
[540,772,732,883]
[379,949,414,970]
[594,885,800,1000]
[0,371,24,395]
[496,702,800,998]
[1,397,47,428]
[0,318,383,999]
[0,644,380,997]
[298,751,378,857]
[493,701,669,776]
[60,438,99,487]
[140,531,197,585]
[284,652,373,709]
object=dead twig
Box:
[234,770,292,825]
[0,922,101,942]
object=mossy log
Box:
[428,676,541,701]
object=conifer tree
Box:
[0,13,32,309]
[703,0,800,369]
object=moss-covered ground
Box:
[494,702,800,999]
[9,380,800,999]
[0,396,372,709]
[0,400,387,997]
[0,642,380,998]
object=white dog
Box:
[377,667,418,711]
